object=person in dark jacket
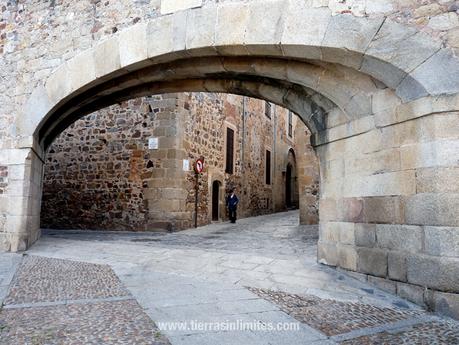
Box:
[226,188,239,223]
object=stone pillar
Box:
[142,94,192,231]
[0,148,43,251]
[316,98,459,318]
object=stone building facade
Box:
[41,93,319,231]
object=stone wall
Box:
[41,92,317,230]
[41,98,150,230]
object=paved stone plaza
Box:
[1,211,458,344]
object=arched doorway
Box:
[286,163,293,208]
[212,180,221,221]
[285,149,298,209]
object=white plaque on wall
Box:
[183,159,190,171]
[161,0,202,15]
[148,137,158,150]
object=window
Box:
[264,101,271,119]
[225,127,234,174]
[265,150,271,185]
[288,111,293,138]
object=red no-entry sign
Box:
[195,158,204,174]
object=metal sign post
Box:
[194,158,204,228]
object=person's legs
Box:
[229,209,236,223]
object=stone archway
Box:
[3,0,459,316]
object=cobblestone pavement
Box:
[249,288,459,344]
[1,210,455,344]
[4,255,129,305]
[0,256,170,345]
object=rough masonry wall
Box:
[42,93,317,230]
[41,98,151,230]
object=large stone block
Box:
[118,23,147,70]
[215,2,249,54]
[407,255,459,292]
[93,36,121,79]
[363,19,441,87]
[408,48,459,97]
[186,4,217,52]
[424,226,459,257]
[388,251,407,282]
[322,14,384,69]
[18,85,52,138]
[286,62,321,91]
[343,170,416,198]
[341,198,364,223]
[357,247,387,278]
[395,74,430,103]
[147,12,186,61]
[344,148,401,176]
[376,224,423,253]
[66,49,97,94]
[400,140,459,170]
[363,196,405,224]
[317,241,338,266]
[338,244,358,271]
[245,0,284,55]
[368,276,397,294]
[318,199,339,221]
[319,222,340,243]
[416,167,459,194]
[354,223,376,247]
[405,193,459,227]
[339,222,356,245]
[396,282,426,307]
[280,2,330,60]
[45,63,71,107]
[428,290,459,320]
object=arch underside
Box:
[37,55,385,150]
